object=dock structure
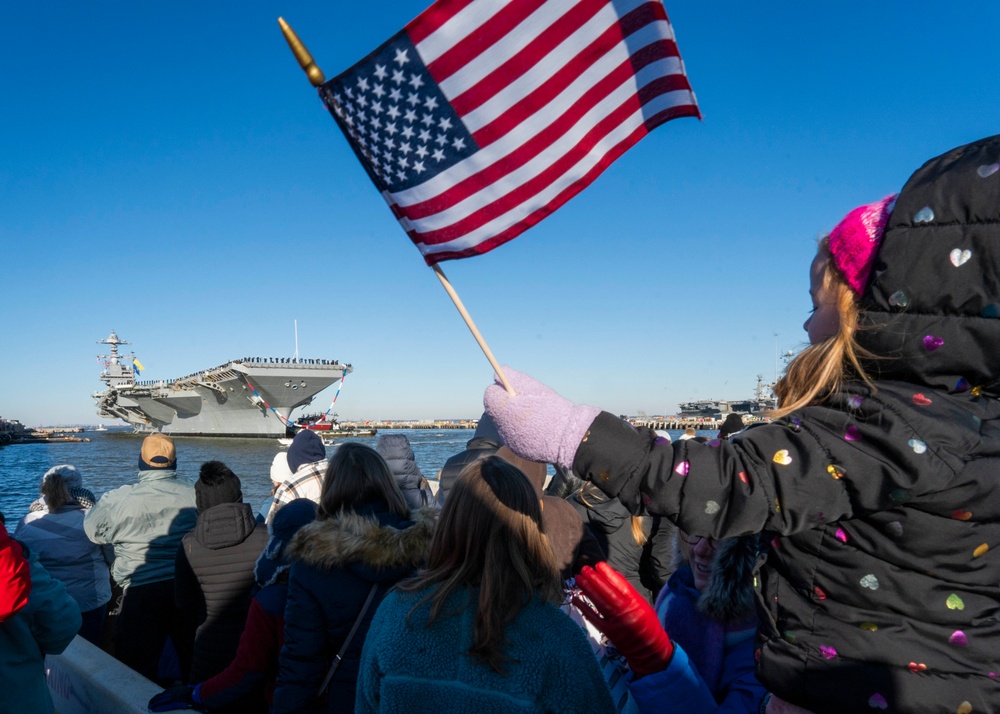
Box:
[628,415,768,432]
[0,417,28,445]
[629,417,724,432]
[1,421,91,444]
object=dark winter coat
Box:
[271,503,437,714]
[195,579,288,712]
[568,486,662,600]
[576,136,1000,713]
[176,502,268,683]
[375,434,434,510]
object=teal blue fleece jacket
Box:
[356,586,615,713]
[0,547,81,714]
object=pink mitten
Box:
[483,367,600,469]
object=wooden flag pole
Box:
[431,264,515,395]
[277,18,516,395]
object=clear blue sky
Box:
[2,2,997,426]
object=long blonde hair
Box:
[770,238,876,418]
[398,456,562,674]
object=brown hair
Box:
[318,442,409,520]
[398,455,562,674]
[770,238,876,418]
[41,472,70,512]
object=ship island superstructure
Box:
[93,331,352,437]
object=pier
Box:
[0,420,90,444]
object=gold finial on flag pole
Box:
[278,17,326,87]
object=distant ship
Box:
[92,331,352,437]
[677,374,778,419]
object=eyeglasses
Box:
[678,531,716,549]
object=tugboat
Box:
[93,331,353,438]
[296,413,378,438]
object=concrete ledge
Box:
[46,636,161,714]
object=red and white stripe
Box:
[393,0,699,264]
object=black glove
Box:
[148,685,205,712]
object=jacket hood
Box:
[194,502,258,550]
[375,434,424,480]
[287,429,326,473]
[287,506,437,582]
[472,412,502,443]
[671,533,758,622]
[856,134,1000,397]
[570,487,629,533]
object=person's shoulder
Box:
[367,588,414,634]
[87,483,133,511]
[17,510,45,529]
[255,580,289,614]
[516,597,580,635]
[287,464,326,488]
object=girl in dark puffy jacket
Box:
[485,135,1000,712]
[271,443,436,714]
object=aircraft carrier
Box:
[92,331,352,437]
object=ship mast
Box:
[97,330,137,387]
[97,330,129,366]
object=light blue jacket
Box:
[0,547,82,714]
[83,469,197,588]
[16,505,111,612]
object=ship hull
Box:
[96,360,351,437]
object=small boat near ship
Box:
[93,331,353,438]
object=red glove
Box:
[573,562,673,678]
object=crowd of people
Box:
[3,134,1000,712]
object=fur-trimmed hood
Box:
[286,505,437,583]
[671,533,759,622]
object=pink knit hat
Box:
[828,194,897,295]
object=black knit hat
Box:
[195,461,243,511]
[718,414,745,440]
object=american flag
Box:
[320,0,699,265]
